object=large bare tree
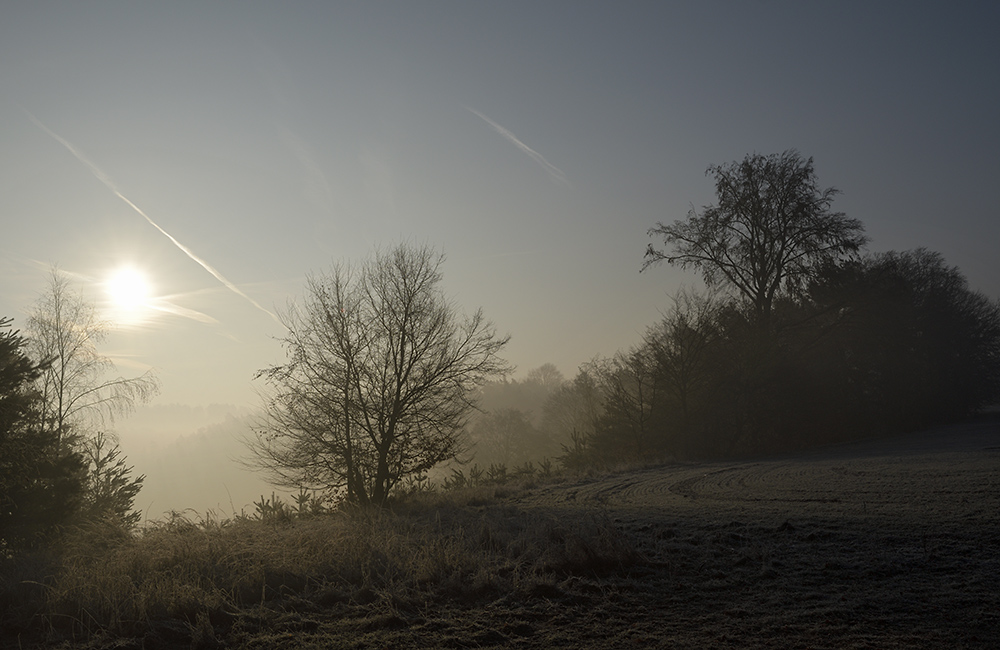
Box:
[249,244,510,507]
[644,150,867,328]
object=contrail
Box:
[148,296,219,325]
[24,110,282,326]
[466,107,570,186]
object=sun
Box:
[105,266,152,316]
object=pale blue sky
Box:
[3,1,998,409]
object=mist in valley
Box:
[114,404,268,519]
[114,365,576,519]
[113,363,578,519]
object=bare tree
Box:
[644,150,867,328]
[470,407,538,467]
[541,368,605,456]
[525,363,565,394]
[26,268,160,444]
[585,348,660,458]
[249,244,510,507]
[644,289,724,434]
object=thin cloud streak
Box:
[99,296,220,333]
[148,298,219,324]
[466,107,570,186]
[24,110,283,326]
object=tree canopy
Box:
[645,150,867,327]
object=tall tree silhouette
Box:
[645,150,867,329]
[0,317,86,547]
[25,269,155,527]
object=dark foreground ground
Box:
[510,419,1000,649]
[9,418,1000,649]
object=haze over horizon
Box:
[2,2,998,514]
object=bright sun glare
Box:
[105,266,152,318]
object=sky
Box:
[2,2,999,510]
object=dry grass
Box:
[0,486,640,648]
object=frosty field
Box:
[6,418,998,649]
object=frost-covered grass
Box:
[0,484,638,646]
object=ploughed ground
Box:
[26,418,1000,649]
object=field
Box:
[4,418,998,649]
[511,419,1000,648]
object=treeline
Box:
[470,249,1000,469]
[468,152,1000,468]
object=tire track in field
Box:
[667,462,852,504]
[520,421,1000,522]
[571,463,847,506]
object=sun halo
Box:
[105,266,153,320]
